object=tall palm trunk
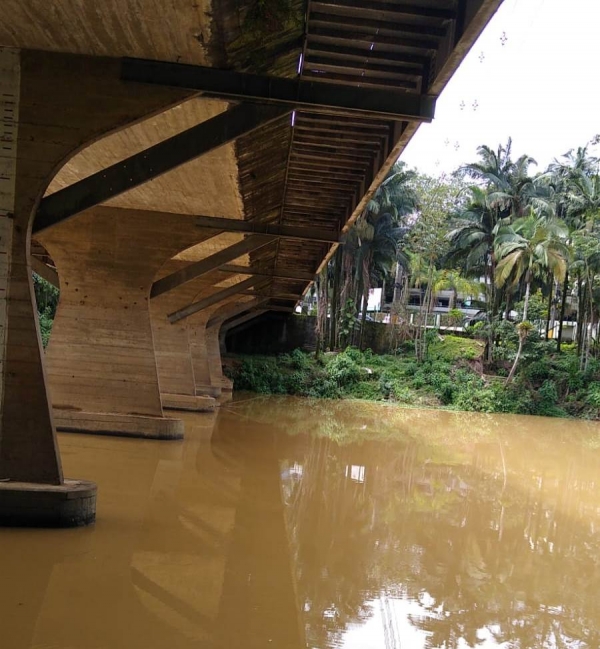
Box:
[506,277,531,384]
[545,272,553,340]
[556,269,569,353]
[329,247,342,349]
[392,260,404,306]
[486,258,494,364]
[358,257,371,349]
[521,275,531,322]
[576,273,584,356]
[415,267,434,363]
[352,267,364,347]
[359,283,369,350]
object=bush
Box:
[39,307,55,348]
[225,337,592,420]
[349,381,383,400]
[286,370,309,394]
[523,357,552,384]
[235,358,286,394]
[428,335,484,362]
[306,377,341,399]
[585,383,600,408]
[454,387,497,413]
[343,346,364,363]
[326,352,362,387]
[289,348,311,370]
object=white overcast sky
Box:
[401,0,600,176]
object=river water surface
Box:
[1,396,600,648]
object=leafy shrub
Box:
[286,370,308,394]
[343,346,364,363]
[523,358,552,384]
[349,381,383,400]
[585,383,600,408]
[454,387,497,413]
[235,358,286,394]
[390,383,414,403]
[38,307,55,348]
[289,348,311,370]
[306,377,340,399]
[326,352,362,387]
[428,335,483,362]
[538,379,559,404]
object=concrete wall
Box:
[225,314,395,355]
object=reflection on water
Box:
[1,396,600,648]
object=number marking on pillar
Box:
[0,48,20,417]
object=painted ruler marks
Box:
[0,47,20,419]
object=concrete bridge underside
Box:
[0,0,503,525]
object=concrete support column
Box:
[149,260,222,412]
[38,208,218,438]
[189,296,257,401]
[206,321,233,397]
[0,47,187,525]
[151,262,253,401]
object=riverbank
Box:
[224,336,600,420]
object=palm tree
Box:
[366,161,417,220]
[447,186,503,361]
[495,214,569,382]
[354,211,400,348]
[448,186,498,282]
[368,161,418,312]
[433,270,484,311]
[541,146,600,350]
[332,162,417,350]
[460,138,537,219]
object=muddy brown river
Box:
[1,396,599,648]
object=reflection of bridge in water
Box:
[0,411,305,649]
[0,1,502,524]
[2,400,600,648]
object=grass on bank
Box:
[224,335,600,420]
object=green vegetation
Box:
[33,273,58,347]
[272,137,600,421]
[226,333,600,419]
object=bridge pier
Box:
[149,260,222,412]
[37,209,226,439]
[0,47,189,525]
[189,297,258,402]
[153,269,254,403]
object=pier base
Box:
[0,479,97,528]
[161,393,216,412]
[54,410,184,440]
